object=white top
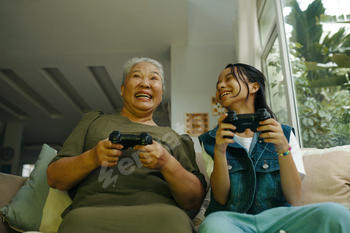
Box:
[202,131,305,179]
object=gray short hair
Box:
[122,57,165,90]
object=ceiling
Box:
[0,0,236,151]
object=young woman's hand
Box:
[257,118,290,153]
[215,113,236,154]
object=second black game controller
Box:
[223,108,271,133]
[109,131,153,149]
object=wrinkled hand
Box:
[257,118,290,153]
[134,141,171,170]
[90,138,123,168]
[215,113,236,154]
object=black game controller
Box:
[109,131,153,149]
[223,108,271,133]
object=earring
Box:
[120,92,123,97]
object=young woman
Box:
[198,63,350,233]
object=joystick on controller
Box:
[223,108,271,134]
[109,131,153,150]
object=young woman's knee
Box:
[311,202,350,230]
[313,202,349,218]
[199,212,253,233]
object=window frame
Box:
[258,0,302,146]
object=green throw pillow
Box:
[0,144,72,233]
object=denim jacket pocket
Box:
[255,159,280,173]
[226,159,251,209]
[255,159,282,201]
[227,158,248,173]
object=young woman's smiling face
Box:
[121,62,163,115]
[216,67,247,110]
[216,67,258,112]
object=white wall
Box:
[169,0,238,152]
[168,0,264,152]
[170,44,235,151]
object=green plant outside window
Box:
[264,0,350,148]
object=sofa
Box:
[1,144,350,233]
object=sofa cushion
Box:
[294,145,350,209]
[0,173,27,210]
[0,173,27,233]
[0,144,72,233]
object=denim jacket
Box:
[199,124,294,216]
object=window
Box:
[259,0,276,47]
[259,0,350,148]
[22,164,35,177]
[263,34,290,125]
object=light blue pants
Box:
[199,202,350,233]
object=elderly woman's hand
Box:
[134,141,171,170]
[90,139,124,168]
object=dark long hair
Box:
[225,63,277,120]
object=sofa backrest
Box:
[195,145,350,210]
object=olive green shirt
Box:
[50,110,206,216]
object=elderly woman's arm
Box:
[47,140,123,191]
[161,155,206,210]
[47,150,97,190]
[136,142,206,210]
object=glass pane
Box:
[259,0,276,46]
[283,0,350,148]
[264,36,289,125]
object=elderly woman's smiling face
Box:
[121,62,163,116]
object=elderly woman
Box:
[47,57,206,233]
